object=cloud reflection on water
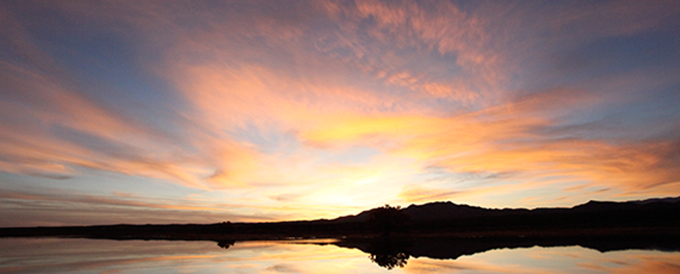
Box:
[1,238,679,273]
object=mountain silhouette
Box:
[1,196,679,240]
[331,201,496,223]
[329,197,680,227]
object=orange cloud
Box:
[294,89,680,205]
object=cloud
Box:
[0,11,270,189]
[297,87,680,203]
[320,0,505,107]
[398,185,461,203]
[0,1,527,191]
[0,187,284,226]
[1,0,680,225]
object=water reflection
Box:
[0,237,679,273]
[365,239,411,269]
[217,239,235,249]
[331,235,680,270]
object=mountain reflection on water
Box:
[1,237,680,273]
[327,235,680,270]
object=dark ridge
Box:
[1,196,679,241]
[403,201,493,221]
[328,196,680,227]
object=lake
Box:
[1,238,679,273]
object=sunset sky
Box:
[1,1,680,227]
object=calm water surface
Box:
[1,238,679,273]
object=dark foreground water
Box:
[1,238,679,273]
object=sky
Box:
[1,0,679,227]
